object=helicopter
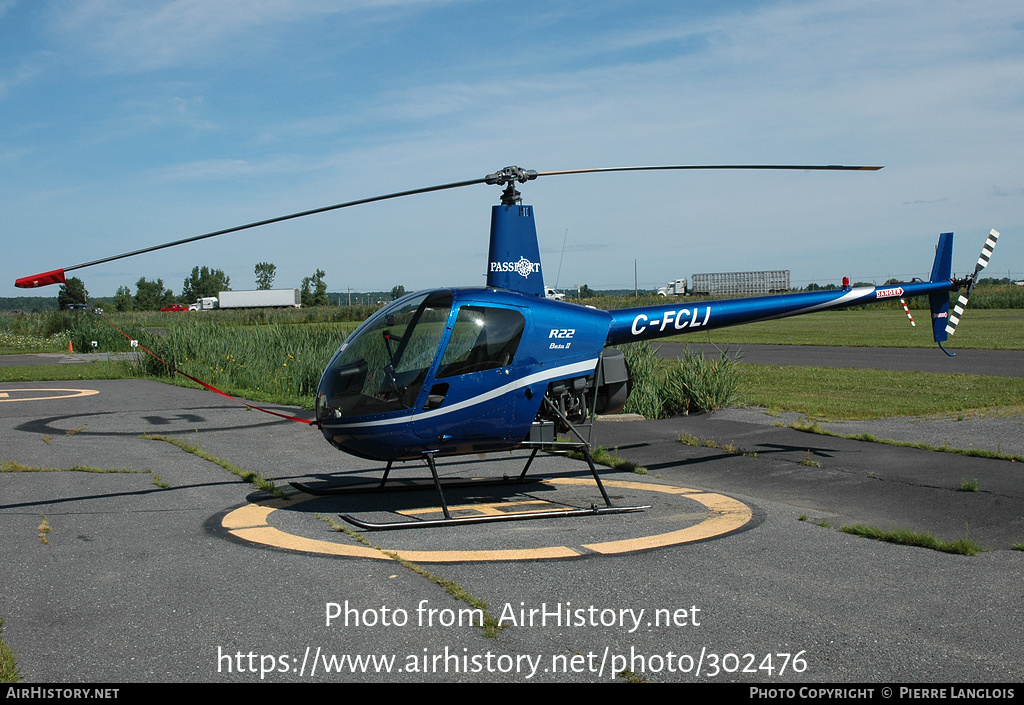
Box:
[15,164,1000,529]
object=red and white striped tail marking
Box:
[900,298,915,326]
[946,229,999,335]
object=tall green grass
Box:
[619,342,739,418]
[1,306,380,354]
[129,319,353,407]
[0,311,72,352]
[0,618,20,683]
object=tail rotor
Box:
[946,229,1000,336]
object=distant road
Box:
[654,343,1024,378]
[0,352,137,368]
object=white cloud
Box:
[48,0,465,73]
[4,0,1024,297]
[0,56,49,98]
[157,155,328,181]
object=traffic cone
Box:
[69,340,73,353]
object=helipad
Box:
[222,478,753,562]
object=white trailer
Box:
[189,289,301,310]
[215,289,301,309]
[689,270,790,296]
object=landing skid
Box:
[331,447,648,530]
[290,470,547,497]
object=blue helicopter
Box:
[15,164,999,529]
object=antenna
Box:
[554,228,568,290]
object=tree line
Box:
[49,262,414,312]
[57,263,281,311]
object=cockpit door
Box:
[412,303,527,447]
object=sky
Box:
[2,0,1022,299]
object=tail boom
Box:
[606,279,956,345]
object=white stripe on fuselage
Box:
[336,358,601,429]
[752,286,876,322]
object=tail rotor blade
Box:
[946,229,1000,335]
[972,228,1000,278]
[946,292,970,335]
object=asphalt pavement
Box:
[1,378,1022,683]
[0,352,138,367]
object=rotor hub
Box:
[485,166,539,205]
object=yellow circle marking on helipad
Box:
[221,479,752,563]
[0,388,99,403]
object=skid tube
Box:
[289,459,548,496]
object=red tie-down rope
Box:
[74,301,317,427]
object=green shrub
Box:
[619,342,740,419]
[662,346,740,414]
[619,341,664,419]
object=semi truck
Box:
[656,279,688,297]
[188,288,301,311]
[188,297,218,311]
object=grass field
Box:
[0,362,132,383]
[736,365,1024,419]
[2,306,1021,420]
[660,308,1024,349]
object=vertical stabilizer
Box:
[928,232,954,343]
[486,204,545,296]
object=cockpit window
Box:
[316,291,452,420]
[436,306,525,378]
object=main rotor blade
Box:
[64,176,490,274]
[15,162,882,287]
[536,164,882,178]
